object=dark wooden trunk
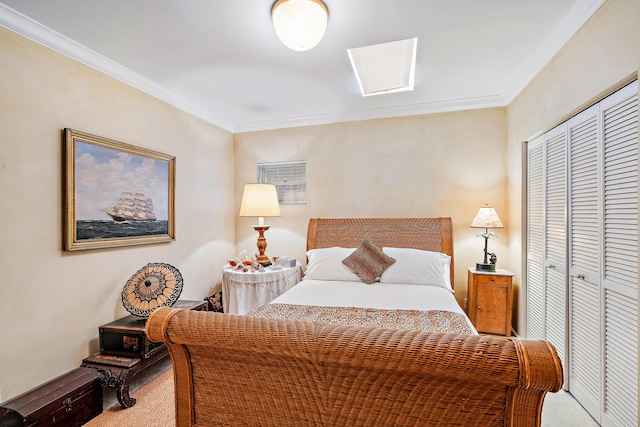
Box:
[99,314,163,359]
[0,368,102,427]
[99,299,207,358]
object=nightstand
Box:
[467,267,514,336]
[222,263,301,314]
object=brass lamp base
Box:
[256,256,271,266]
[253,225,272,266]
[476,262,496,272]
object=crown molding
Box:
[2,1,604,133]
[232,95,506,133]
[0,3,233,132]
[502,0,606,104]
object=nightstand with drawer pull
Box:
[467,267,514,336]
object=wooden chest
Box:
[99,299,207,358]
[0,367,102,427]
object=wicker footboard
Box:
[147,308,563,427]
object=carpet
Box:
[84,368,174,427]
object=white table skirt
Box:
[222,264,301,315]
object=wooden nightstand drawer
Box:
[475,274,510,286]
[467,268,514,336]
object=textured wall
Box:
[0,28,235,401]
[235,108,509,308]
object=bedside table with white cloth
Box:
[222,264,301,314]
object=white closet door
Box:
[527,136,545,340]
[544,124,568,365]
[526,125,568,361]
[600,81,638,427]
[568,104,602,421]
[527,80,638,426]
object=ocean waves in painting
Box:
[76,220,169,240]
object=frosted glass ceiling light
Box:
[272,0,328,51]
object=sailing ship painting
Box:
[103,189,158,223]
[75,186,168,240]
[64,129,175,251]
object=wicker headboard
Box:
[306,218,454,286]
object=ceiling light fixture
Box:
[272,0,328,52]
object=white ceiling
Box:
[0,0,605,133]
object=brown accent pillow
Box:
[342,237,396,284]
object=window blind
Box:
[257,161,306,206]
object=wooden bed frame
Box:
[147,217,563,427]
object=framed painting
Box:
[63,128,175,251]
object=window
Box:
[257,161,306,206]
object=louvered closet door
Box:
[568,104,602,421]
[528,80,638,426]
[527,136,545,341]
[600,81,638,427]
[544,124,568,365]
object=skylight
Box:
[347,38,417,97]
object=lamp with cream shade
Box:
[470,204,504,272]
[239,183,281,266]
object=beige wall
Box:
[235,108,509,308]
[0,28,235,401]
[506,0,640,336]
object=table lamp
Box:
[470,204,504,272]
[239,183,281,266]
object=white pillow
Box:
[304,247,362,282]
[380,247,453,291]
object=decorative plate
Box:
[121,262,183,317]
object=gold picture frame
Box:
[63,129,175,251]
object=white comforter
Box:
[270,279,476,333]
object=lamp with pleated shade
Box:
[470,204,504,272]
